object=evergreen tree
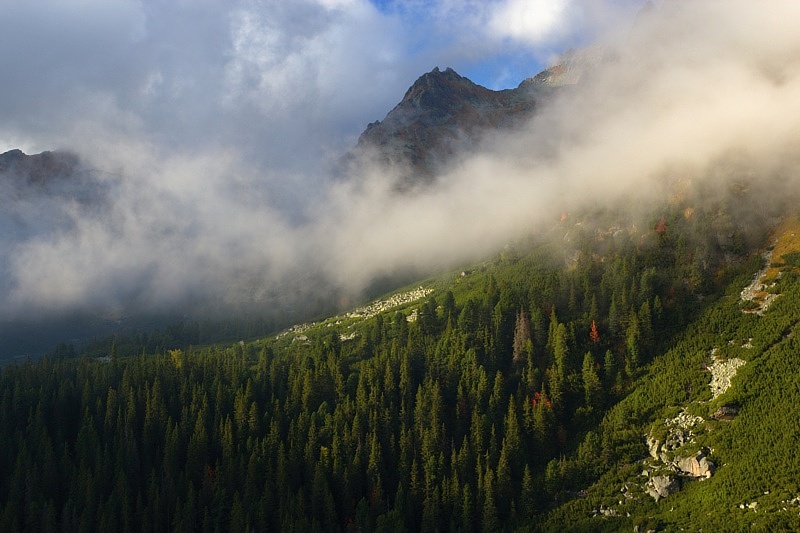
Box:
[512,309,532,369]
[581,352,602,410]
[625,310,641,375]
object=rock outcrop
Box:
[645,475,679,502]
[708,352,746,399]
[740,247,780,314]
[278,287,434,342]
[675,450,715,479]
[643,409,715,501]
[646,409,703,463]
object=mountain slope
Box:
[540,217,800,531]
[0,183,791,530]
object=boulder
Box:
[646,435,661,459]
[645,475,680,501]
[675,450,715,479]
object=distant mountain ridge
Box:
[0,148,80,186]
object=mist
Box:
[3,0,800,353]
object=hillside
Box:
[0,186,795,530]
[540,216,800,531]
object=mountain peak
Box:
[0,149,81,186]
[352,66,546,187]
[399,66,479,111]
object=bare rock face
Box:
[646,409,703,463]
[643,411,715,502]
[646,434,661,459]
[645,475,680,501]
[346,41,613,190]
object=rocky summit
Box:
[349,66,554,188]
[0,149,80,186]
[347,43,610,190]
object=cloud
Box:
[0,0,609,155]
[488,0,574,45]
[312,0,800,291]
[4,0,800,347]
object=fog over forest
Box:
[2,1,800,351]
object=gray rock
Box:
[646,475,680,501]
[646,435,661,459]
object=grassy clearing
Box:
[765,215,800,280]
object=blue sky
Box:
[364,0,605,90]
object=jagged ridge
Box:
[351,66,554,186]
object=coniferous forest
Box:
[3,199,800,532]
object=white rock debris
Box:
[708,353,746,400]
[344,287,434,321]
[645,408,703,464]
[740,247,780,314]
[279,287,434,341]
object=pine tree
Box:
[495,446,512,519]
[481,468,500,533]
[625,310,641,375]
[502,395,521,471]
[638,300,655,353]
[551,323,570,386]
[520,465,536,520]
[603,349,617,388]
[512,310,532,369]
[461,483,475,532]
[581,352,602,410]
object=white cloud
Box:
[488,0,573,45]
[11,0,800,333]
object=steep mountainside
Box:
[540,216,800,531]
[3,7,800,526]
